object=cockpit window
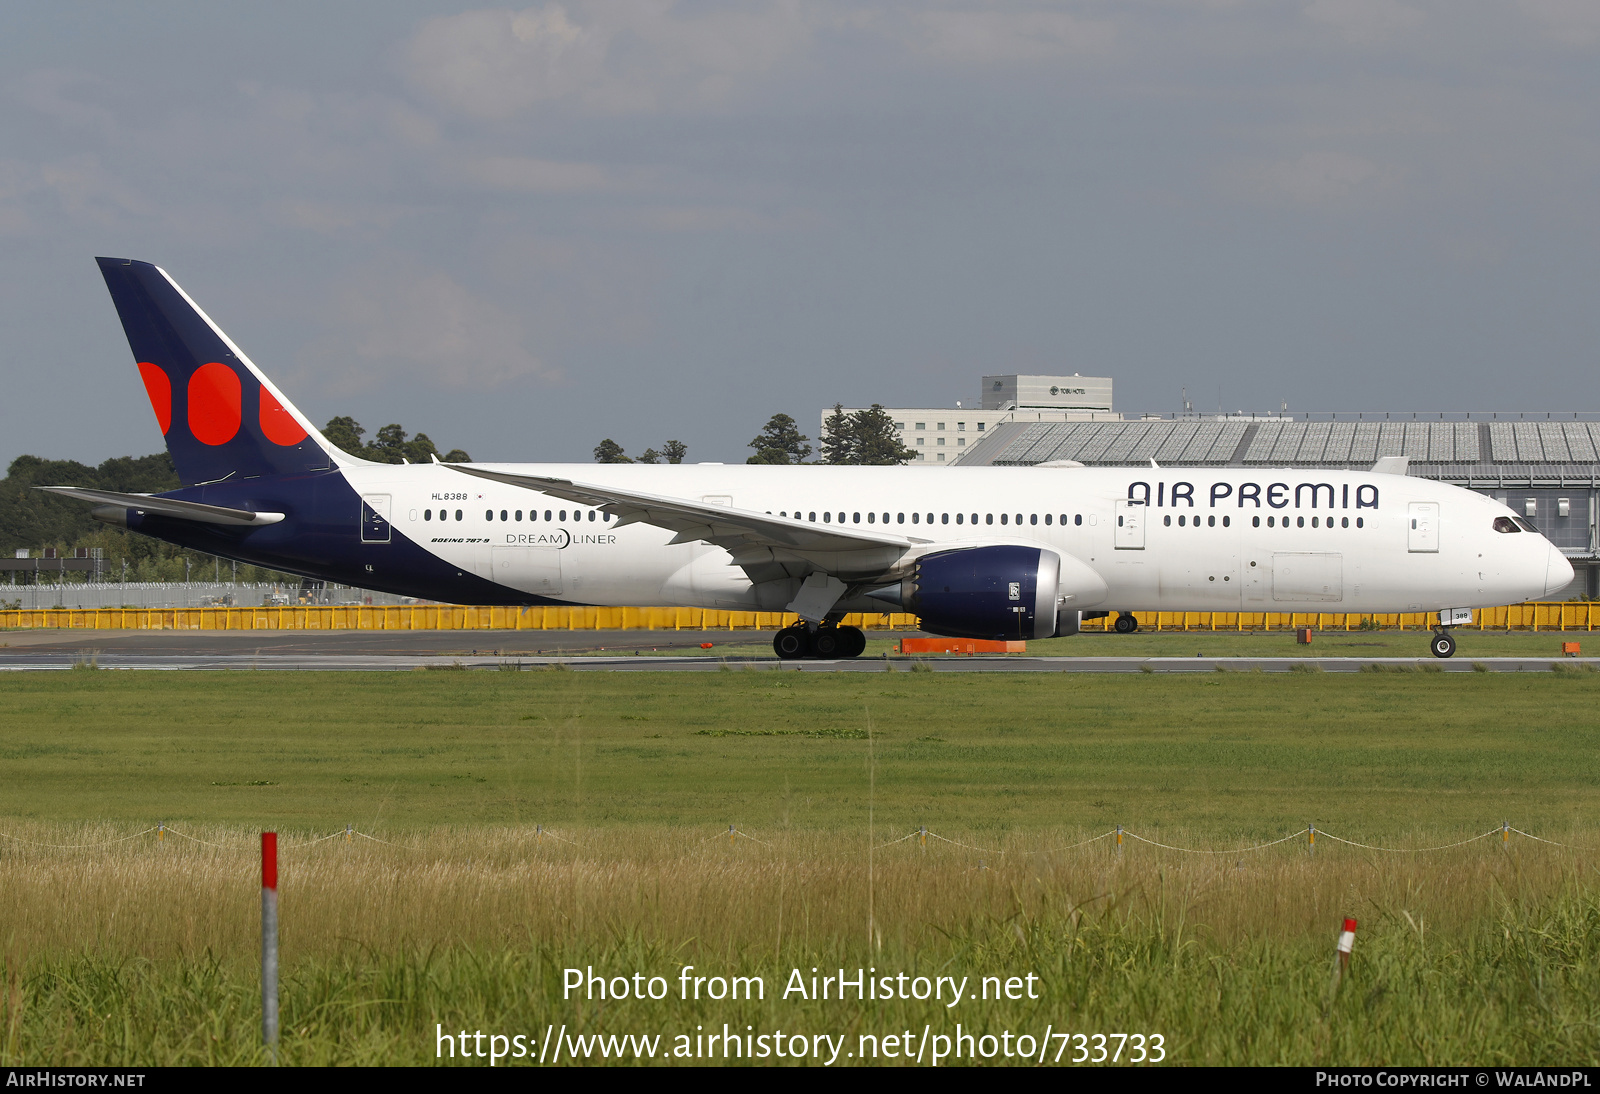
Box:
[1513,516,1538,533]
[1493,516,1519,533]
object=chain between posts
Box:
[0,822,1588,856]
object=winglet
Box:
[1371,456,1410,475]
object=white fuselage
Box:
[339,463,1570,614]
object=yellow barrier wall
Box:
[0,603,1594,632]
[0,606,916,632]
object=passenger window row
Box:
[422,503,1363,533]
[1250,515,1363,529]
[1160,513,1366,530]
[777,511,1087,528]
[422,508,610,522]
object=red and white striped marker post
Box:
[1327,916,1358,1007]
[262,832,279,1061]
[1337,917,1358,970]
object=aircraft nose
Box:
[1546,544,1574,597]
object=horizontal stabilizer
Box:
[38,486,284,527]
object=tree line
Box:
[0,402,917,579]
[595,405,915,466]
[322,418,471,464]
[0,417,471,584]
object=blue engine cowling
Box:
[902,545,1063,640]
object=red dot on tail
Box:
[137,362,172,434]
[188,362,241,446]
[259,386,308,446]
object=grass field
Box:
[2,671,1599,1066]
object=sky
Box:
[2,0,1597,467]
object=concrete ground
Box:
[0,627,1593,672]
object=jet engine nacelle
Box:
[902,544,1064,640]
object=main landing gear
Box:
[1430,630,1457,659]
[773,622,867,660]
[1113,612,1139,634]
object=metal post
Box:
[262,832,279,1062]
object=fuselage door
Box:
[360,494,392,544]
[1114,500,1145,550]
[1407,502,1439,553]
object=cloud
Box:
[617,203,814,232]
[304,262,560,393]
[402,2,818,117]
[457,155,612,192]
[14,69,119,131]
[1236,151,1399,206]
[273,200,413,235]
[900,9,1116,64]
[1303,0,1424,46]
[1517,0,1600,46]
[0,153,151,235]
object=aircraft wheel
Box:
[773,628,810,660]
[811,629,842,658]
[837,626,867,658]
[1430,632,1456,659]
[1114,612,1138,634]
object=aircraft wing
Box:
[38,487,285,527]
[449,466,924,580]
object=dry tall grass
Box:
[3,823,1598,1065]
[0,821,1591,955]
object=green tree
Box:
[746,413,811,465]
[817,404,915,465]
[321,418,468,463]
[637,439,685,465]
[819,404,855,464]
[849,405,917,465]
[594,439,632,463]
[322,416,365,456]
[366,423,411,464]
[403,433,440,464]
[0,451,305,586]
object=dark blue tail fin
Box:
[96,257,339,486]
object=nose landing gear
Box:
[1430,630,1457,659]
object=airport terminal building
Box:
[828,376,1600,598]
